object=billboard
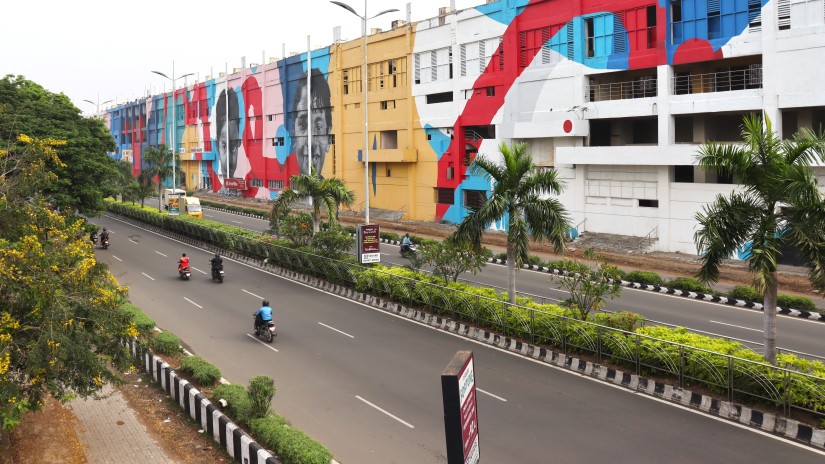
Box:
[357,224,381,264]
[442,350,479,464]
[224,178,247,190]
[167,193,181,216]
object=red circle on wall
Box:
[563,120,573,133]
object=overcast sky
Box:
[2,0,480,115]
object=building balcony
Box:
[671,65,762,96]
[588,78,657,102]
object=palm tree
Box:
[142,144,181,212]
[132,170,156,208]
[272,169,355,234]
[694,114,825,364]
[453,141,571,304]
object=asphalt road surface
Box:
[91,214,825,464]
[201,208,825,359]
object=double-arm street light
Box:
[151,62,193,191]
[83,94,113,118]
[330,1,399,225]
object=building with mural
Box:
[105,0,825,256]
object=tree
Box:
[550,249,622,320]
[132,170,156,208]
[0,134,133,430]
[0,75,119,215]
[694,114,825,364]
[273,170,355,234]
[452,142,571,304]
[141,144,181,212]
[311,226,355,259]
[419,239,492,285]
[114,160,135,201]
[279,212,314,247]
[267,196,292,237]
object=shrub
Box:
[120,303,156,337]
[179,356,222,386]
[311,227,355,259]
[624,270,664,286]
[729,285,761,302]
[594,311,644,332]
[151,332,181,355]
[250,413,333,464]
[280,212,314,247]
[213,384,252,425]
[525,254,545,266]
[664,277,712,294]
[380,231,401,242]
[777,294,817,312]
[494,252,507,261]
[248,375,276,420]
[343,225,357,235]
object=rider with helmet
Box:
[210,253,223,271]
[254,300,273,331]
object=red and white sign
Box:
[357,224,381,264]
[458,355,479,464]
[224,178,247,190]
[442,351,479,464]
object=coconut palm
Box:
[132,169,156,207]
[694,113,825,364]
[142,144,181,212]
[272,169,355,234]
[452,141,571,304]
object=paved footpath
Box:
[69,384,179,464]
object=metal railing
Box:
[107,202,825,424]
[588,78,657,102]
[671,65,763,95]
[640,225,659,251]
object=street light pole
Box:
[330,1,398,225]
[151,62,193,192]
[83,93,113,118]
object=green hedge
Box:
[251,414,333,464]
[729,285,762,302]
[179,356,222,386]
[120,302,156,337]
[213,384,253,424]
[624,270,664,286]
[777,294,818,312]
[664,277,713,294]
[152,332,181,355]
[200,199,268,218]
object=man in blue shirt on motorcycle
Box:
[254,300,273,332]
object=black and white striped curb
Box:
[126,340,281,464]
[486,258,825,322]
[202,204,268,219]
[261,272,825,450]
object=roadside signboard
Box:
[167,193,181,216]
[357,224,381,264]
[224,178,247,190]
[442,351,479,464]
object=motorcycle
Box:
[179,266,191,280]
[253,316,278,343]
[101,235,109,250]
[400,243,418,257]
[211,265,224,283]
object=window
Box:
[461,37,502,77]
[250,178,264,188]
[380,130,398,149]
[446,166,454,180]
[674,165,694,183]
[436,187,455,204]
[426,92,453,104]
[638,199,659,208]
[268,180,284,190]
[519,23,573,68]
[343,69,349,95]
[485,86,495,97]
[380,100,396,110]
[463,190,486,208]
[414,48,451,84]
[267,115,273,121]
[273,137,285,147]
[386,166,392,177]
[585,17,595,57]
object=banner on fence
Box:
[357,224,381,264]
[442,350,479,464]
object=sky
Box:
[1,0,481,116]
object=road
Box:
[200,208,825,358]
[91,214,825,464]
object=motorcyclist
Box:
[100,228,110,242]
[178,253,190,272]
[90,229,98,244]
[254,300,273,332]
[400,233,412,253]
[210,253,223,270]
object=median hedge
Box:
[107,199,825,418]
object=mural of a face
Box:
[292,68,332,176]
[216,88,240,180]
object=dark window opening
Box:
[716,170,734,184]
[426,92,453,104]
[638,199,659,208]
[485,86,496,97]
[675,116,694,143]
[463,190,486,208]
[672,0,682,22]
[464,125,496,141]
[585,17,595,58]
[674,165,694,183]
[437,187,455,204]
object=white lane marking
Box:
[100,215,825,452]
[477,388,507,402]
[243,289,263,299]
[709,320,762,333]
[184,297,203,309]
[112,255,123,262]
[245,334,279,352]
[205,214,215,218]
[141,272,155,281]
[155,251,168,257]
[129,238,138,244]
[192,267,208,274]
[232,220,244,224]
[355,396,414,429]
[318,322,354,339]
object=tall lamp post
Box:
[83,94,113,118]
[151,62,193,191]
[330,1,398,225]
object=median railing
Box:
[106,201,825,425]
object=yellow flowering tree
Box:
[0,134,134,430]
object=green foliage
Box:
[178,356,222,387]
[419,240,493,284]
[273,171,355,234]
[119,303,156,337]
[151,332,181,356]
[729,285,762,302]
[212,384,252,424]
[664,277,713,294]
[525,254,545,266]
[777,294,817,312]
[250,413,333,464]
[140,144,182,211]
[551,254,623,320]
[380,231,401,242]
[624,271,664,286]
[268,196,292,235]
[311,226,355,259]
[247,375,276,421]
[594,311,644,332]
[280,212,314,247]
[494,252,508,261]
[409,235,438,247]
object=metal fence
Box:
[109,204,825,423]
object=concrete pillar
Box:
[657,65,674,146]
[761,0,781,135]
